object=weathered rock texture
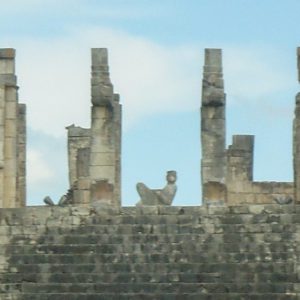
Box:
[0,49,26,208]
[201,48,294,205]
[66,48,122,207]
[0,204,299,299]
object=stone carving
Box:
[43,196,54,206]
[136,171,177,206]
[273,195,293,205]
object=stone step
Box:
[0,282,291,294]
[3,231,296,247]
[0,222,296,238]
[9,262,294,274]
[16,293,300,300]
[4,241,295,255]
[1,271,297,284]
[7,252,296,264]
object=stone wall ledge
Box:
[0,204,298,226]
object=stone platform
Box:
[0,204,299,299]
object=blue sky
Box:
[0,0,299,206]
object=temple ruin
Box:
[66,48,121,207]
[1,47,300,299]
[201,48,294,205]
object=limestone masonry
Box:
[0,47,300,299]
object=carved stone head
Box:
[166,170,177,184]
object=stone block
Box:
[0,74,16,86]
[3,86,17,101]
[5,102,17,120]
[201,106,225,119]
[77,178,90,190]
[76,147,90,178]
[0,49,15,59]
[5,120,17,138]
[231,135,254,151]
[204,48,222,67]
[90,152,115,166]
[89,165,115,182]
[4,138,16,159]
[90,134,114,151]
[203,181,226,202]
[92,48,108,66]
[4,158,17,176]
[66,125,90,137]
[91,106,111,119]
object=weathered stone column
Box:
[0,49,26,208]
[0,49,17,208]
[89,48,121,206]
[113,93,122,206]
[66,125,90,187]
[294,47,300,203]
[17,104,26,207]
[226,135,254,204]
[73,147,91,205]
[201,49,226,203]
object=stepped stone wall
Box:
[0,204,299,299]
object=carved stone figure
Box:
[136,171,177,206]
[43,196,54,206]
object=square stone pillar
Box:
[89,48,121,206]
[226,135,254,201]
[0,49,26,208]
[294,48,300,203]
[201,49,226,204]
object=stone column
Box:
[66,125,90,187]
[73,147,91,205]
[0,86,5,208]
[17,104,26,207]
[0,49,17,208]
[0,49,26,208]
[294,47,300,203]
[226,135,254,203]
[201,49,226,203]
[113,93,122,206]
[89,48,121,206]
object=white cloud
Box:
[223,46,296,103]
[2,28,295,139]
[27,148,54,185]
[8,27,201,137]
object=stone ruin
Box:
[0,47,298,209]
[1,47,300,299]
[201,49,294,205]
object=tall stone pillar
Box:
[294,47,300,203]
[201,49,226,203]
[113,93,122,206]
[17,104,26,207]
[0,49,26,208]
[89,48,121,206]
